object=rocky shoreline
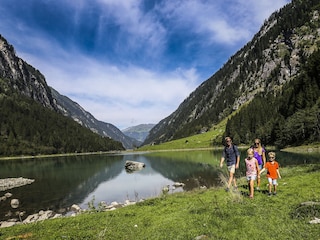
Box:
[0,178,187,228]
[0,198,141,228]
[0,177,145,228]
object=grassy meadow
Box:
[1,117,320,239]
[137,118,228,152]
[1,163,320,240]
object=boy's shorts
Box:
[227,164,236,174]
[268,177,278,185]
[247,175,257,181]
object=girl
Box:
[245,148,260,198]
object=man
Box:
[220,136,240,191]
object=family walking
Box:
[220,136,281,198]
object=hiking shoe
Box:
[268,192,272,197]
[273,192,277,196]
[225,187,230,192]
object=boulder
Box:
[0,221,17,228]
[173,182,185,187]
[125,160,145,173]
[70,204,81,212]
[309,217,320,224]
[10,199,19,209]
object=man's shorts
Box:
[227,164,236,174]
[268,177,278,185]
[247,175,257,181]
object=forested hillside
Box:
[144,0,320,148]
[225,49,320,147]
[0,85,124,156]
[0,34,125,156]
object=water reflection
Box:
[0,150,318,221]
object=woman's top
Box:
[252,147,265,165]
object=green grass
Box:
[2,164,320,240]
[138,118,228,151]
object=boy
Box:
[260,152,281,196]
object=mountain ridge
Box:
[143,0,320,147]
[51,88,140,149]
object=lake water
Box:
[0,149,319,221]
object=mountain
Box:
[144,0,320,147]
[122,124,155,143]
[51,88,140,149]
[0,34,126,155]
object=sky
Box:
[0,0,291,130]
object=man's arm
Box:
[236,155,240,169]
[220,157,225,168]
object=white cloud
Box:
[0,0,291,129]
[96,0,167,55]
[157,0,290,45]
[22,48,199,129]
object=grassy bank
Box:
[1,164,320,240]
[137,119,227,151]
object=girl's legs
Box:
[249,179,254,198]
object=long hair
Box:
[253,138,263,155]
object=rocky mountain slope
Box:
[51,88,139,149]
[0,35,56,110]
[0,34,136,150]
[144,0,320,146]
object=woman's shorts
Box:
[247,175,257,181]
[227,164,236,174]
[268,177,278,185]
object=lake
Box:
[0,149,319,221]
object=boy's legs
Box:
[267,177,272,195]
[273,179,278,194]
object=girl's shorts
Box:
[247,175,257,181]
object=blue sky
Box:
[0,0,290,130]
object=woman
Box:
[251,138,266,190]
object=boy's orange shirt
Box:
[265,161,279,179]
